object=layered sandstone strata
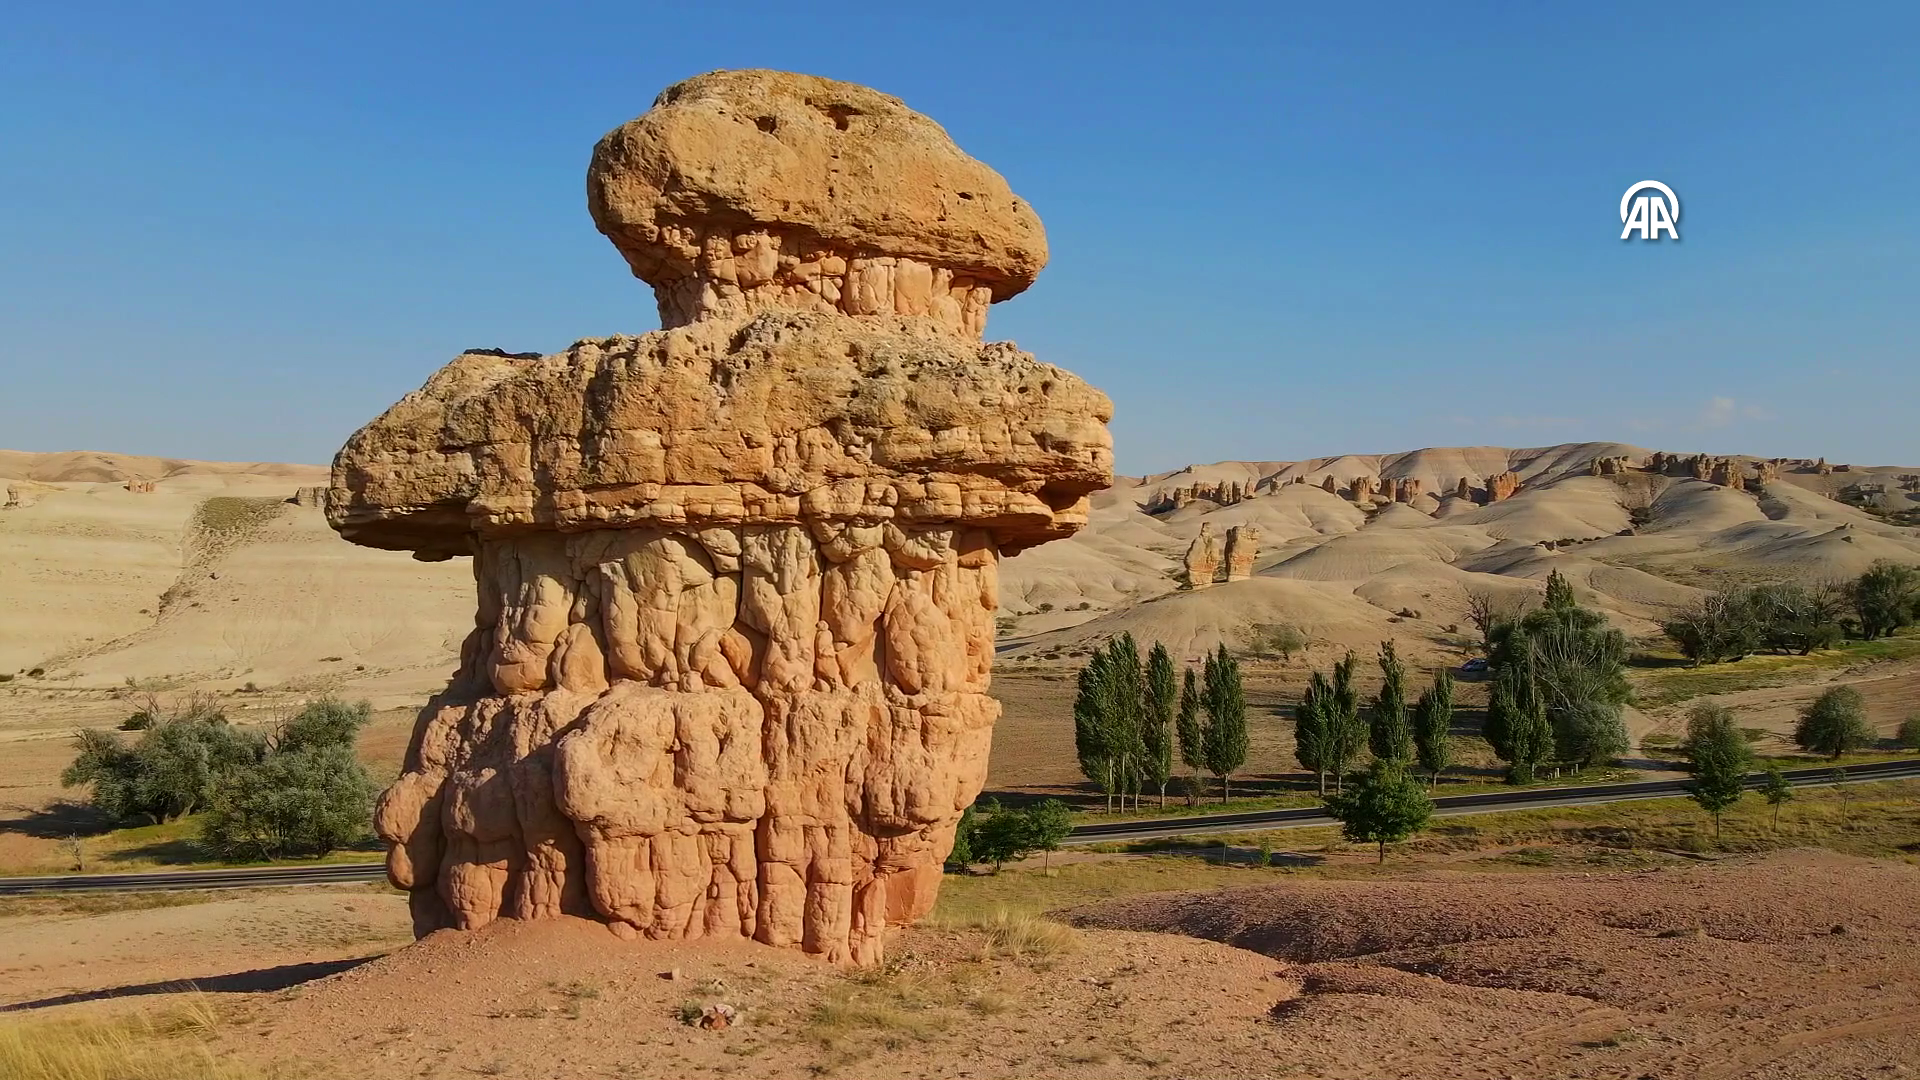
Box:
[328,70,1111,966]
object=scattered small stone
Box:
[696,1003,737,1030]
[659,968,682,981]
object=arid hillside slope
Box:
[0,450,468,696]
[3,443,1916,692]
[1000,442,1920,665]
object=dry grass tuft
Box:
[0,997,253,1080]
[960,907,1080,957]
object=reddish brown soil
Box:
[237,915,1285,1078]
[230,850,1920,1079]
[1068,849,1920,1079]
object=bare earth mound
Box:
[243,913,1283,1078]
[1067,850,1920,1080]
[200,850,1920,1078]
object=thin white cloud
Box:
[1694,396,1773,429]
[1698,396,1738,428]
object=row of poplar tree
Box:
[1303,571,1635,788]
[1071,635,1248,808]
[1292,641,1454,793]
[1072,633,1458,806]
[1071,571,1637,806]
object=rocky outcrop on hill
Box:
[1709,459,1744,490]
[1222,525,1259,581]
[291,486,326,509]
[125,479,155,494]
[1145,480,1250,514]
[1454,477,1472,500]
[1322,475,1338,494]
[1351,476,1378,503]
[1487,471,1521,503]
[1392,478,1423,503]
[326,70,1111,966]
[1182,522,1221,589]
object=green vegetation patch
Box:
[1634,631,1920,707]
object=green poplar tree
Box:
[1072,647,1119,811]
[1201,645,1249,803]
[1412,669,1455,788]
[1143,642,1178,807]
[1369,640,1413,763]
[1325,651,1366,793]
[1176,665,1204,804]
[1486,650,1552,784]
[1294,670,1334,794]
[1105,635,1147,809]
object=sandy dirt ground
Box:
[4,851,1912,1079]
[1643,664,1920,744]
[0,887,413,1012]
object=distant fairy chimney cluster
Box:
[1180,521,1259,588]
[1145,469,1518,514]
[1140,446,1850,525]
[1641,452,1791,492]
[1142,479,1254,513]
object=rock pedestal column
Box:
[327,70,1112,965]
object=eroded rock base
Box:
[378,523,998,966]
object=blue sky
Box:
[2,2,1914,474]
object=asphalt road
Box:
[4,759,1915,894]
[1063,758,1920,844]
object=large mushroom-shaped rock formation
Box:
[326,70,1112,966]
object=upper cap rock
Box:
[588,70,1047,331]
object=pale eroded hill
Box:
[0,450,469,700]
[998,444,1920,665]
[2,444,1916,692]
